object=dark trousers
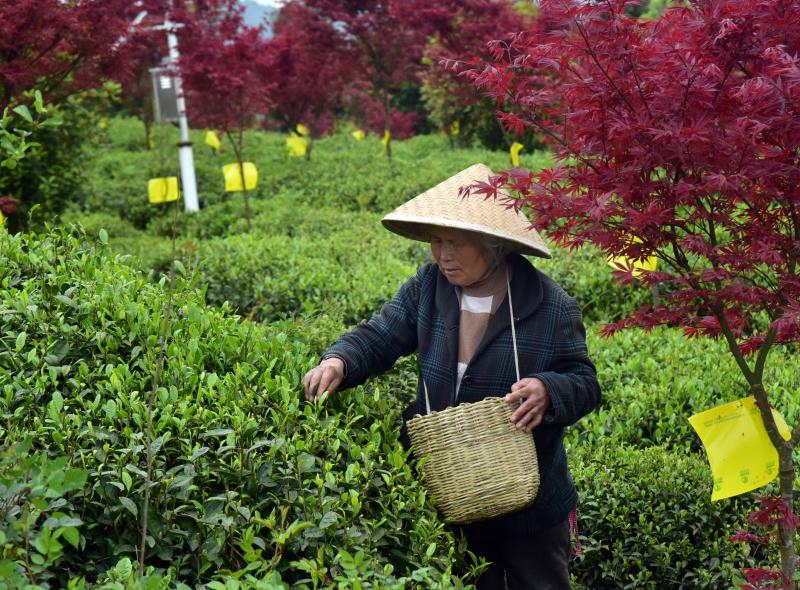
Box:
[464,520,571,590]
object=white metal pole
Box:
[165,18,199,213]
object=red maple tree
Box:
[294,0,457,157]
[464,0,800,585]
[0,0,157,113]
[263,3,352,157]
[422,0,531,146]
[179,0,273,227]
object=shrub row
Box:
[6,228,789,587]
[78,118,553,229]
[573,327,800,453]
[62,203,647,328]
[0,229,475,588]
[570,442,752,590]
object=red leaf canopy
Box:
[466,0,800,355]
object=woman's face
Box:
[430,228,493,287]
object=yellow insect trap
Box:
[606,235,658,278]
[510,142,524,167]
[286,133,308,157]
[147,177,180,204]
[607,253,658,278]
[223,162,258,192]
[205,130,221,151]
[689,396,791,501]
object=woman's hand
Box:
[505,377,551,432]
[302,357,346,401]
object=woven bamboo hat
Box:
[381,163,551,258]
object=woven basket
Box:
[406,396,539,525]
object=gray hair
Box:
[476,233,510,263]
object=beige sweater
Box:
[455,259,509,397]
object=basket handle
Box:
[421,269,520,415]
[507,269,521,383]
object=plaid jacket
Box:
[325,252,601,539]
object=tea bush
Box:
[570,442,751,590]
[193,234,409,324]
[48,116,800,587]
[0,228,475,587]
[78,118,553,229]
[534,245,651,324]
[572,327,800,452]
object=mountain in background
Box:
[240,0,277,36]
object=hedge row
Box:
[4,228,786,588]
[78,118,552,230]
[574,327,800,453]
[0,229,473,588]
[62,201,647,326]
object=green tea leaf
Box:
[12,104,32,123]
[119,496,138,517]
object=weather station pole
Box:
[164,17,199,213]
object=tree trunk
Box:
[752,382,797,589]
[777,448,796,589]
[228,130,252,232]
[305,137,314,161]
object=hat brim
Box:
[381,215,552,259]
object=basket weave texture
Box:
[406,396,539,525]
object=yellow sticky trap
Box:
[98,117,108,130]
[607,253,658,278]
[296,123,310,137]
[286,133,308,157]
[0,210,4,227]
[381,130,391,151]
[223,162,258,192]
[148,177,180,204]
[689,396,791,501]
[351,129,365,141]
[205,130,221,151]
[450,120,460,136]
[607,234,658,278]
[510,142,524,167]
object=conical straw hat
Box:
[381,163,551,258]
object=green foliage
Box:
[535,244,651,323]
[570,443,751,590]
[420,74,508,151]
[0,90,56,170]
[640,0,677,19]
[191,228,417,324]
[1,85,116,229]
[570,327,800,452]
[0,228,473,586]
[0,438,87,590]
[78,118,553,229]
[46,116,800,587]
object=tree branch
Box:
[712,302,754,383]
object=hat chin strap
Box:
[422,268,519,415]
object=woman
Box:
[303,163,601,590]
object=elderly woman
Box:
[303,164,601,590]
